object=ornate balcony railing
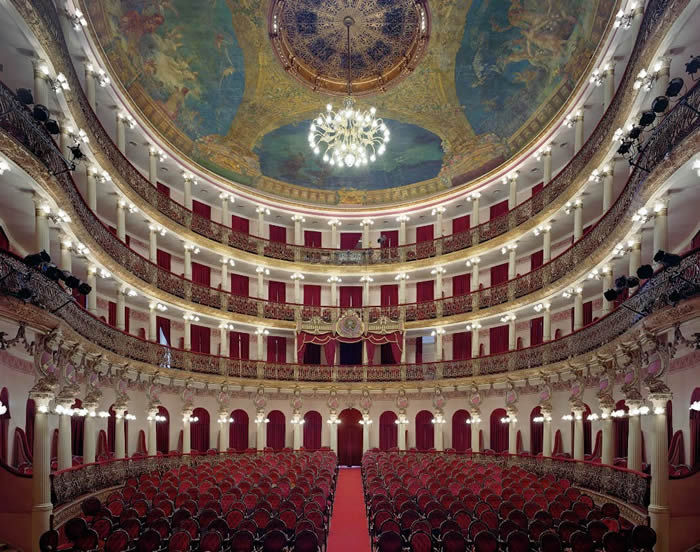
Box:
[1,248,697,383]
[1,69,697,324]
[8,0,679,267]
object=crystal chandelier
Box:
[308,16,389,168]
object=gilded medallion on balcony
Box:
[336,311,365,339]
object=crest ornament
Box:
[336,311,364,339]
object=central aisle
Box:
[327,467,371,552]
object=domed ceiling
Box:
[83,0,614,206]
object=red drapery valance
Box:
[297,331,403,365]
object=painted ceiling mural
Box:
[83,0,614,205]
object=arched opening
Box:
[691,388,700,468]
[190,407,210,452]
[338,408,363,466]
[490,408,508,452]
[0,387,10,463]
[614,399,629,459]
[415,410,434,451]
[303,410,322,450]
[267,410,286,450]
[70,398,84,457]
[379,411,398,450]
[229,409,249,451]
[156,406,169,454]
[451,410,472,452]
[530,406,543,455]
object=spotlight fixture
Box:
[627,126,642,140]
[77,282,92,295]
[638,111,655,127]
[666,77,684,97]
[653,250,682,267]
[45,119,60,135]
[32,105,50,123]
[603,288,619,302]
[23,250,51,267]
[637,264,654,279]
[16,88,34,105]
[69,144,85,162]
[651,96,669,113]
[685,55,700,77]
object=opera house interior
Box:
[0,0,699,551]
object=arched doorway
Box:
[191,407,210,452]
[303,411,322,450]
[490,408,508,452]
[451,410,472,452]
[614,399,629,459]
[530,406,543,455]
[338,408,363,466]
[267,410,286,450]
[379,411,398,450]
[415,410,434,451]
[156,406,169,454]
[229,409,249,451]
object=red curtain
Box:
[614,400,629,458]
[269,225,287,243]
[190,324,211,354]
[532,182,544,196]
[107,405,129,455]
[25,399,34,458]
[453,332,472,360]
[156,249,171,271]
[304,231,322,247]
[379,411,398,450]
[190,408,210,452]
[268,281,286,303]
[380,285,398,306]
[380,230,398,247]
[266,410,285,450]
[691,388,700,467]
[230,332,250,360]
[452,410,472,452]
[156,406,169,454]
[0,388,9,462]
[231,274,249,297]
[191,262,211,286]
[229,409,248,451]
[303,285,321,306]
[324,340,336,366]
[490,263,509,285]
[157,183,170,197]
[531,250,544,270]
[303,411,322,450]
[72,287,86,308]
[490,408,508,452]
[340,232,362,249]
[70,399,84,456]
[530,316,544,346]
[156,316,170,345]
[416,281,434,302]
[583,301,593,326]
[231,215,249,234]
[415,337,423,364]
[108,302,131,333]
[667,400,673,449]
[338,409,363,465]
[490,200,509,219]
[489,325,509,354]
[365,340,376,365]
[267,336,287,363]
[453,274,471,296]
[192,200,211,220]
[415,410,434,450]
[530,407,543,454]
[416,224,434,243]
[452,215,470,234]
[339,287,362,307]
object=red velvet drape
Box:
[25,398,34,458]
[380,230,398,247]
[304,231,322,247]
[416,224,434,243]
[266,410,285,450]
[11,429,31,468]
[453,274,471,296]
[324,340,336,366]
[489,325,509,354]
[452,410,472,452]
[303,411,322,450]
[269,225,287,243]
[230,332,250,360]
[453,331,472,360]
[379,411,398,450]
[190,324,211,354]
[192,200,211,220]
[231,274,249,297]
[71,399,84,456]
[530,407,543,455]
[108,302,131,333]
[303,285,321,306]
[415,410,434,451]
[490,200,509,219]
[691,388,700,467]
[231,215,249,234]
[532,182,543,196]
[416,281,434,302]
[267,336,287,363]
[490,408,508,452]
[380,285,398,306]
[339,287,362,307]
[156,249,171,271]
[338,409,363,465]
[268,281,286,303]
[229,409,249,451]
[614,400,629,458]
[156,316,170,345]
[530,317,544,346]
[415,337,423,364]
[452,215,470,234]
[190,408,210,452]
[0,227,10,252]
[583,301,593,326]
[340,233,362,249]
[191,262,211,286]
[0,388,10,462]
[531,250,544,270]
[107,405,129,455]
[365,340,376,365]
[490,263,509,286]
[156,406,169,454]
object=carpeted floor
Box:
[327,467,371,552]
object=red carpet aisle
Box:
[327,468,372,552]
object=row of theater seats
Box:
[40,451,337,552]
[361,451,656,552]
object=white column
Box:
[183,174,194,210]
[397,216,409,246]
[58,117,72,159]
[434,330,444,361]
[33,196,50,254]
[628,239,642,291]
[184,245,193,280]
[219,325,229,357]
[434,416,444,451]
[116,114,127,153]
[573,288,583,331]
[470,415,481,452]
[329,220,340,248]
[292,418,302,450]
[626,400,643,472]
[256,207,267,238]
[401,334,406,363]
[653,201,668,257]
[362,219,372,248]
[56,397,74,471]
[573,200,583,241]
[471,260,479,291]
[507,410,518,455]
[652,59,671,108]
[541,408,552,457]
[648,395,672,552]
[221,195,231,228]
[600,406,614,465]
[470,327,480,358]
[116,200,126,242]
[362,415,372,454]
[256,415,267,450]
[329,417,339,454]
[86,265,97,315]
[147,407,158,456]
[603,64,615,110]
[507,245,517,280]
[505,173,518,210]
[29,391,53,552]
[148,225,158,263]
[32,60,49,108]
[85,65,96,111]
[116,287,126,331]
[602,269,614,315]
[220,259,231,293]
[508,317,516,350]
[182,410,192,454]
[82,403,98,464]
[574,111,584,153]
[362,277,372,306]
[434,268,444,299]
[184,317,192,350]
[257,268,265,299]
[328,277,340,307]
[114,407,126,459]
[148,304,157,341]
[292,275,302,304]
[148,149,158,185]
[541,148,552,185]
[603,166,614,212]
[219,414,230,452]
[256,331,265,360]
[86,168,97,213]
[292,215,304,246]
[470,194,480,227]
[397,417,407,451]
[398,275,407,305]
[60,237,72,272]
[434,207,445,237]
[542,227,551,263]
[542,304,551,342]
[572,407,585,460]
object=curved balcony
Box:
[7,0,685,273]
[1,248,697,384]
[1,76,697,328]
